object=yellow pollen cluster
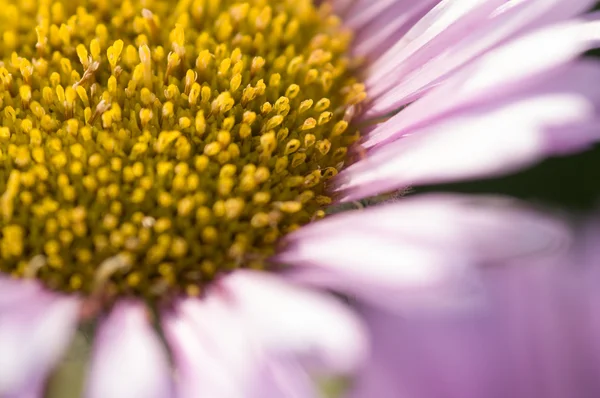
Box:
[0,0,365,298]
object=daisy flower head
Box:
[0,0,597,397]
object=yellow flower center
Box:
[0,0,365,299]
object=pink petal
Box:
[163,271,366,398]
[345,0,408,30]
[3,383,44,398]
[364,18,600,148]
[250,356,319,398]
[0,287,79,397]
[364,0,509,103]
[363,0,596,118]
[163,293,266,398]
[278,194,569,311]
[327,0,355,15]
[85,301,172,398]
[349,227,600,398]
[350,0,441,60]
[339,63,600,201]
[0,276,41,307]
[347,302,509,398]
[222,270,368,375]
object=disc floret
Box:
[0,0,365,299]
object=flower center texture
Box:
[0,0,365,299]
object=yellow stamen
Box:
[0,0,365,299]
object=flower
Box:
[348,212,600,398]
[0,0,598,397]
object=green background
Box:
[419,143,600,210]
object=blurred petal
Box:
[223,270,367,375]
[349,223,600,398]
[0,276,41,307]
[338,63,600,201]
[278,194,569,311]
[0,288,79,397]
[5,384,44,398]
[164,271,366,398]
[326,0,355,15]
[162,295,257,398]
[250,356,319,398]
[85,301,172,398]
[348,302,510,398]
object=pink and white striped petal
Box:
[277,194,569,311]
[364,0,511,104]
[337,63,600,201]
[222,270,367,375]
[163,271,366,398]
[363,0,596,118]
[348,216,600,398]
[0,276,41,307]
[363,17,600,149]
[162,294,258,398]
[249,356,320,398]
[345,0,441,60]
[85,301,173,398]
[0,284,79,397]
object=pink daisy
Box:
[349,210,600,398]
[0,0,597,397]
